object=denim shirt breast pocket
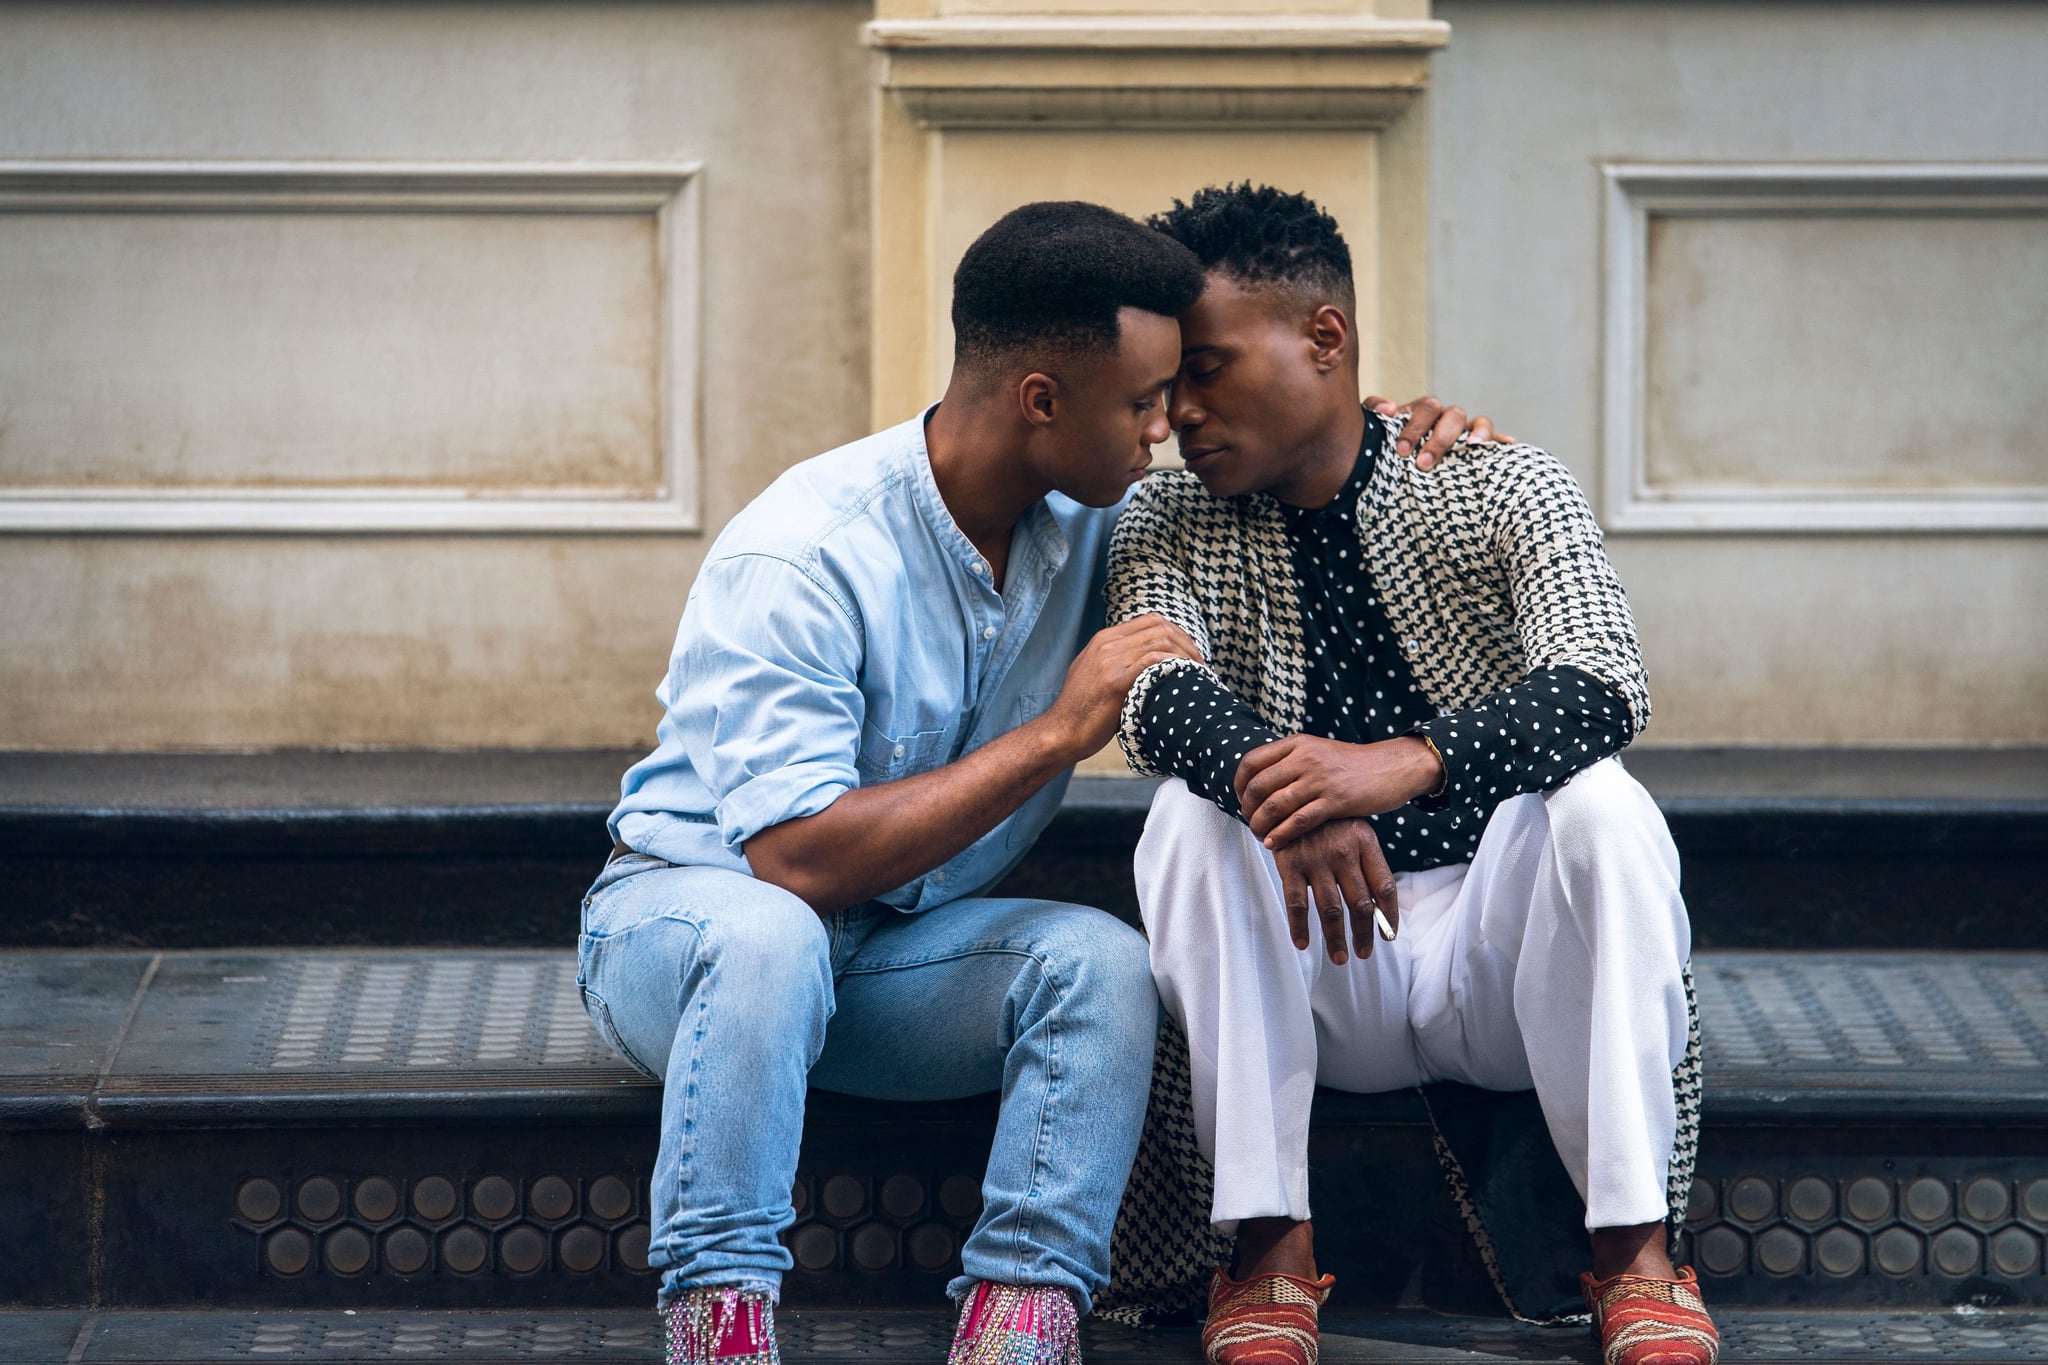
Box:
[856,721,952,785]
[1011,690,1059,730]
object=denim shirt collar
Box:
[908,406,1071,588]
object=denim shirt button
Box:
[932,870,947,885]
[981,626,996,642]
[892,743,906,759]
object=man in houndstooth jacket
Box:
[1105,185,1717,1365]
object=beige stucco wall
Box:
[1427,1,2047,745]
[3,2,2039,751]
[0,1,872,749]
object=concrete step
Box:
[5,947,2048,1315]
[1,750,2043,951]
[5,1306,2048,1364]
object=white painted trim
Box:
[1599,162,2048,534]
[0,161,704,535]
[865,15,1450,50]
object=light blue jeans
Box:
[577,854,1160,1311]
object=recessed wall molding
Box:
[867,15,1447,129]
[1600,162,2048,534]
[0,161,702,535]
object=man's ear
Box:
[1017,372,1059,429]
[1308,304,1352,372]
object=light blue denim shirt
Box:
[610,410,1120,912]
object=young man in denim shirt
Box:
[579,201,1208,1365]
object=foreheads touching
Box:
[950,200,1205,394]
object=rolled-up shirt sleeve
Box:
[662,553,866,852]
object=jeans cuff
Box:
[658,1272,783,1310]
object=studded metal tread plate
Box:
[9,1309,2048,1364]
[1700,953,2048,1118]
[0,950,648,1127]
[12,950,2048,1311]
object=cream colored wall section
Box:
[1429,2,2048,745]
[866,0,1444,426]
[0,2,871,748]
[1604,164,2048,533]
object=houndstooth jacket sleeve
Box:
[1104,478,1224,779]
[1470,444,1652,736]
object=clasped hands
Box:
[1230,734,1445,967]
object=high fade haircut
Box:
[951,201,1205,377]
[1148,183,1355,314]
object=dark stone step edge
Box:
[8,1073,2047,1132]
[4,799,2044,857]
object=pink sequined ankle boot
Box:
[947,1281,1082,1365]
[661,1285,780,1365]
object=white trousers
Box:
[1134,758,1691,1234]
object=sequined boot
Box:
[661,1285,780,1365]
[947,1281,1082,1365]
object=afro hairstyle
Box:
[951,200,1204,375]
[1148,183,1354,311]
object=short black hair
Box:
[1148,183,1354,311]
[951,201,1204,374]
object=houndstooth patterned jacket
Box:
[1106,416,1652,775]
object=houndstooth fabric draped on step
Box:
[1096,970,1704,1327]
[1096,1017,1234,1325]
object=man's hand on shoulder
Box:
[1039,613,1203,762]
[1272,817,1400,966]
[1234,734,1445,847]
[1364,394,1516,472]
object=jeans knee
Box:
[702,889,831,988]
[1091,915,1158,1003]
[1024,908,1159,1038]
[1090,925,1163,1054]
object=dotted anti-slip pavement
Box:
[8,948,2039,1092]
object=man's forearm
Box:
[1409,664,1631,810]
[1129,660,1280,819]
[743,713,1087,916]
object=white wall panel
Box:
[1429,2,2048,744]
[0,163,700,531]
[1600,164,2048,532]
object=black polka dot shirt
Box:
[1134,418,1634,872]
